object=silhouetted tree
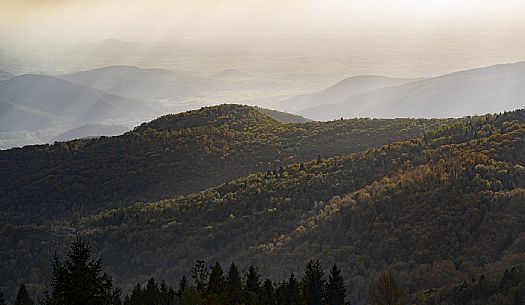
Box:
[261,279,276,305]
[178,276,188,298]
[246,265,260,293]
[207,262,225,295]
[326,265,346,305]
[276,280,287,305]
[42,236,121,305]
[287,273,301,305]
[244,265,261,305]
[302,260,326,305]
[0,289,6,305]
[226,263,242,305]
[15,284,33,305]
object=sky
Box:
[1,0,524,43]
[1,0,525,77]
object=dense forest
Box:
[0,104,451,224]
[3,105,525,304]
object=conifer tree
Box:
[226,263,242,305]
[15,284,34,305]
[287,273,301,305]
[302,260,326,305]
[208,262,225,295]
[244,265,261,305]
[42,236,121,305]
[275,280,287,305]
[261,279,276,305]
[0,289,5,305]
[299,163,306,172]
[326,265,346,305]
[245,265,260,293]
[178,276,188,298]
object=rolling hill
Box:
[69,108,525,305]
[5,105,525,304]
[300,61,525,120]
[277,75,418,113]
[0,74,160,126]
[0,104,450,225]
[52,124,131,142]
[60,65,207,101]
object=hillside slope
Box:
[0,104,450,224]
[61,65,206,100]
[0,74,159,125]
[300,62,525,120]
[278,75,417,113]
[35,108,525,305]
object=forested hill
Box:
[42,108,525,305]
[0,104,451,223]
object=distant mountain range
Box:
[0,74,159,131]
[278,75,418,113]
[295,61,525,120]
[4,61,525,149]
[60,65,208,101]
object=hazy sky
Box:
[2,0,525,78]
[2,0,524,43]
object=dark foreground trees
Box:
[14,284,33,305]
[42,236,121,305]
[122,259,349,305]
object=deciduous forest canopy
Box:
[3,105,525,305]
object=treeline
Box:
[3,237,406,305]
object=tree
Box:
[42,236,121,305]
[0,289,5,305]
[178,275,188,298]
[207,262,225,295]
[287,273,301,305]
[244,265,261,305]
[276,280,287,305]
[192,260,209,294]
[369,271,404,305]
[261,279,276,305]
[226,263,242,305]
[246,265,261,293]
[302,260,326,305]
[15,284,34,305]
[326,265,346,305]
